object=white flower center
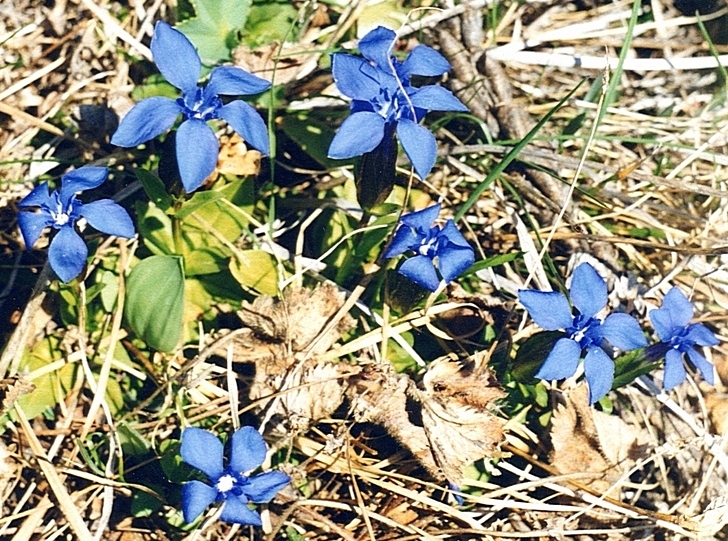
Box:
[51,203,72,227]
[216,474,236,493]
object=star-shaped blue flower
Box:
[111,21,272,193]
[518,262,647,404]
[383,203,474,292]
[647,287,719,390]
[180,426,290,526]
[328,26,468,180]
[17,166,135,283]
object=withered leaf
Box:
[549,385,649,492]
[418,355,506,487]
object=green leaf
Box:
[176,0,252,63]
[229,250,278,295]
[135,201,175,256]
[125,255,185,352]
[175,190,223,220]
[136,169,172,211]
[462,252,523,276]
[131,490,163,518]
[244,2,298,47]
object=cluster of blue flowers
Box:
[17,23,473,291]
[14,16,723,532]
[519,262,719,403]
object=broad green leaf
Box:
[462,252,523,276]
[177,0,252,63]
[135,201,175,256]
[136,169,172,211]
[244,2,298,47]
[175,190,223,220]
[16,336,76,420]
[98,270,119,312]
[229,250,278,295]
[125,255,185,352]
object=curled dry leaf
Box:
[348,354,507,487]
[347,362,441,478]
[549,385,650,492]
[232,283,357,430]
[417,355,507,487]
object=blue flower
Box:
[180,426,290,526]
[328,26,468,180]
[111,21,272,193]
[383,203,474,292]
[17,166,135,283]
[647,287,719,390]
[518,262,647,404]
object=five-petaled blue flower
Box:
[17,166,135,283]
[647,287,719,390]
[328,26,468,180]
[383,203,474,292]
[111,21,272,193]
[518,262,647,404]
[180,426,290,526]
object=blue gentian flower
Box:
[383,203,474,292]
[180,426,290,526]
[328,26,468,179]
[647,287,719,390]
[518,262,647,404]
[17,166,135,283]
[111,21,271,193]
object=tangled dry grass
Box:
[3,0,728,539]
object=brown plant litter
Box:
[3,0,728,540]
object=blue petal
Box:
[396,118,437,179]
[583,347,614,404]
[229,426,267,474]
[60,167,109,203]
[600,313,647,350]
[399,255,441,292]
[180,427,224,480]
[569,263,607,319]
[81,200,135,238]
[48,225,88,283]
[331,54,384,100]
[218,101,270,155]
[181,480,218,523]
[398,45,452,79]
[437,244,474,284]
[661,287,694,328]
[176,119,219,193]
[328,112,386,159]
[18,182,52,208]
[685,323,719,347]
[358,26,396,70]
[663,348,687,390]
[111,97,182,148]
[535,337,581,381]
[244,471,290,503]
[686,348,715,385]
[438,220,470,248]
[649,308,675,343]
[219,495,262,526]
[207,66,271,96]
[383,225,421,258]
[518,290,573,331]
[151,21,201,94]
[400,203,441,231]
[410,86,468,113]
[17,210,53,249]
